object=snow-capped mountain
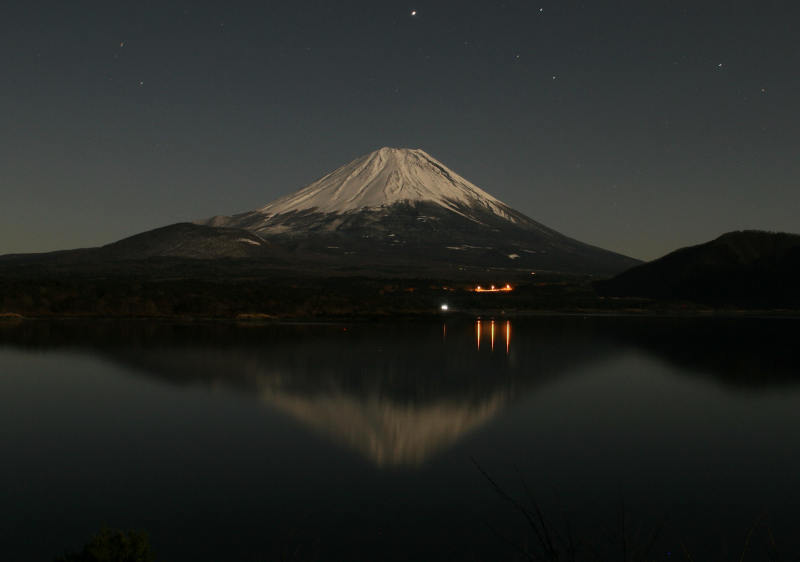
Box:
[206,147,522,230]
[199,147,638,275]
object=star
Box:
[410,9,417,16]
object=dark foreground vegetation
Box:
[474,462,797,562]
[55,528,154,562]
[1,259,797,320]
[0,257,635,318]
[57,509,797,562]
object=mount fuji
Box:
[0,147,638,277]
[205,147,526,228]
[198,147,638,275]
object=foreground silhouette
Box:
[55,528,154,562]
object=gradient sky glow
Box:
[2,1,798,260]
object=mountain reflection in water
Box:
[0,318,610,466]
[261,385,507,466]
[2,316,800,562]
[1,317,797,469]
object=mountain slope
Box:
[96,223,272,260]
[0,223,277,264]
[201,147,638,275]
[594,230,800,306]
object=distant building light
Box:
[473,284,513,293]
[440,304,449,311]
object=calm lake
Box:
[1,317,799,561]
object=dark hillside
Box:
[595,231,800,307]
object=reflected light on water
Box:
[474,320,511,355]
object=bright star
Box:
[410,9,417,16]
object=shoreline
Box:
[3,307,800,322]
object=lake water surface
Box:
[1,317,799,561]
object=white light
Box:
[411,9,417,16]
[440,304,449,311]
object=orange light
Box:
[473,283,513,293]
[490,320,495,351]
[476,320,481,350]
[505,320,511,354]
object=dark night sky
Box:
[2,1,798,260]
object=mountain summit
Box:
[250,147,516,220]
[204,147,527,232]
[200,147,638,274]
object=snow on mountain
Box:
[196,146,640,274]
[204,147,522,230]
[261,147,514,218]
